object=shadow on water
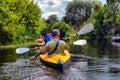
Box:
[1,38,120,80]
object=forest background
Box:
[0,0,120,45]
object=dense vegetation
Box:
[0,0,46,45]
[0,0,120,45]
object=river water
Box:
[0,38,120,80]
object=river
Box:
[0,38,120,80]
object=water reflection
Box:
[0,48,17,63]
[71,38,120,59]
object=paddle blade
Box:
[73,39,87,45]
[78,23,94,35]
[16,47,30,54]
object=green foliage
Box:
[51,21,75,38]
[46,14,58,23]
[0,0,46,45]
[41,21,75,39]
[86,1,120,38]
[116,8,120,29]
[64,0,93,30]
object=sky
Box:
[35,0,106,19]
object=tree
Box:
[116,7,120,31]
[64,0,93,30]
[87,1,120,37]
[41,21,75,39]
[51,21,75,38]
[46,14,58,24]
[0,0,46,45]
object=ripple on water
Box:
[1,56,120,80]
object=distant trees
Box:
[64,0,93,30]
[63,0,120,37]
[88,1,120,37]
[42,14,74,39]
[46,14,58,23]
[50,21,75,38]
[0,0,120,45]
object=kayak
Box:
[39,50,71,72]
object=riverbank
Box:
[0,42,35,49]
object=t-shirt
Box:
[43,39,69,55]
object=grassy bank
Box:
[0,42,35,49]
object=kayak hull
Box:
[40,50,71,72]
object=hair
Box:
[52,29,60,37]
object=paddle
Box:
[63,23,94,40]
[15,40,87,54]
[16,47,30,54]
[73,39,87,45]
[16,46,42,54]
[72,23,94,45]
[77,23,94,35]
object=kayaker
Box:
[44,32,53,44]
[36,35,45,46]
[30,29,70,59]
[32,35,45,50]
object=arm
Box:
[66,44,70,50]
[29,46,46,60]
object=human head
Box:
[52,29,60,37]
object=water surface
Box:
[0,38,120,80]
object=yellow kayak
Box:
[40,50,71,72]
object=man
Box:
[41,29,70,55]
[30,29,70,59]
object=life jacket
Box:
[45,33,53,43]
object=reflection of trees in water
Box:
[0,48,17,63]
[71,38,120,59]
[71,45,84,54]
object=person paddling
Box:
[32,35,45,50]
[30,29,70,59]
